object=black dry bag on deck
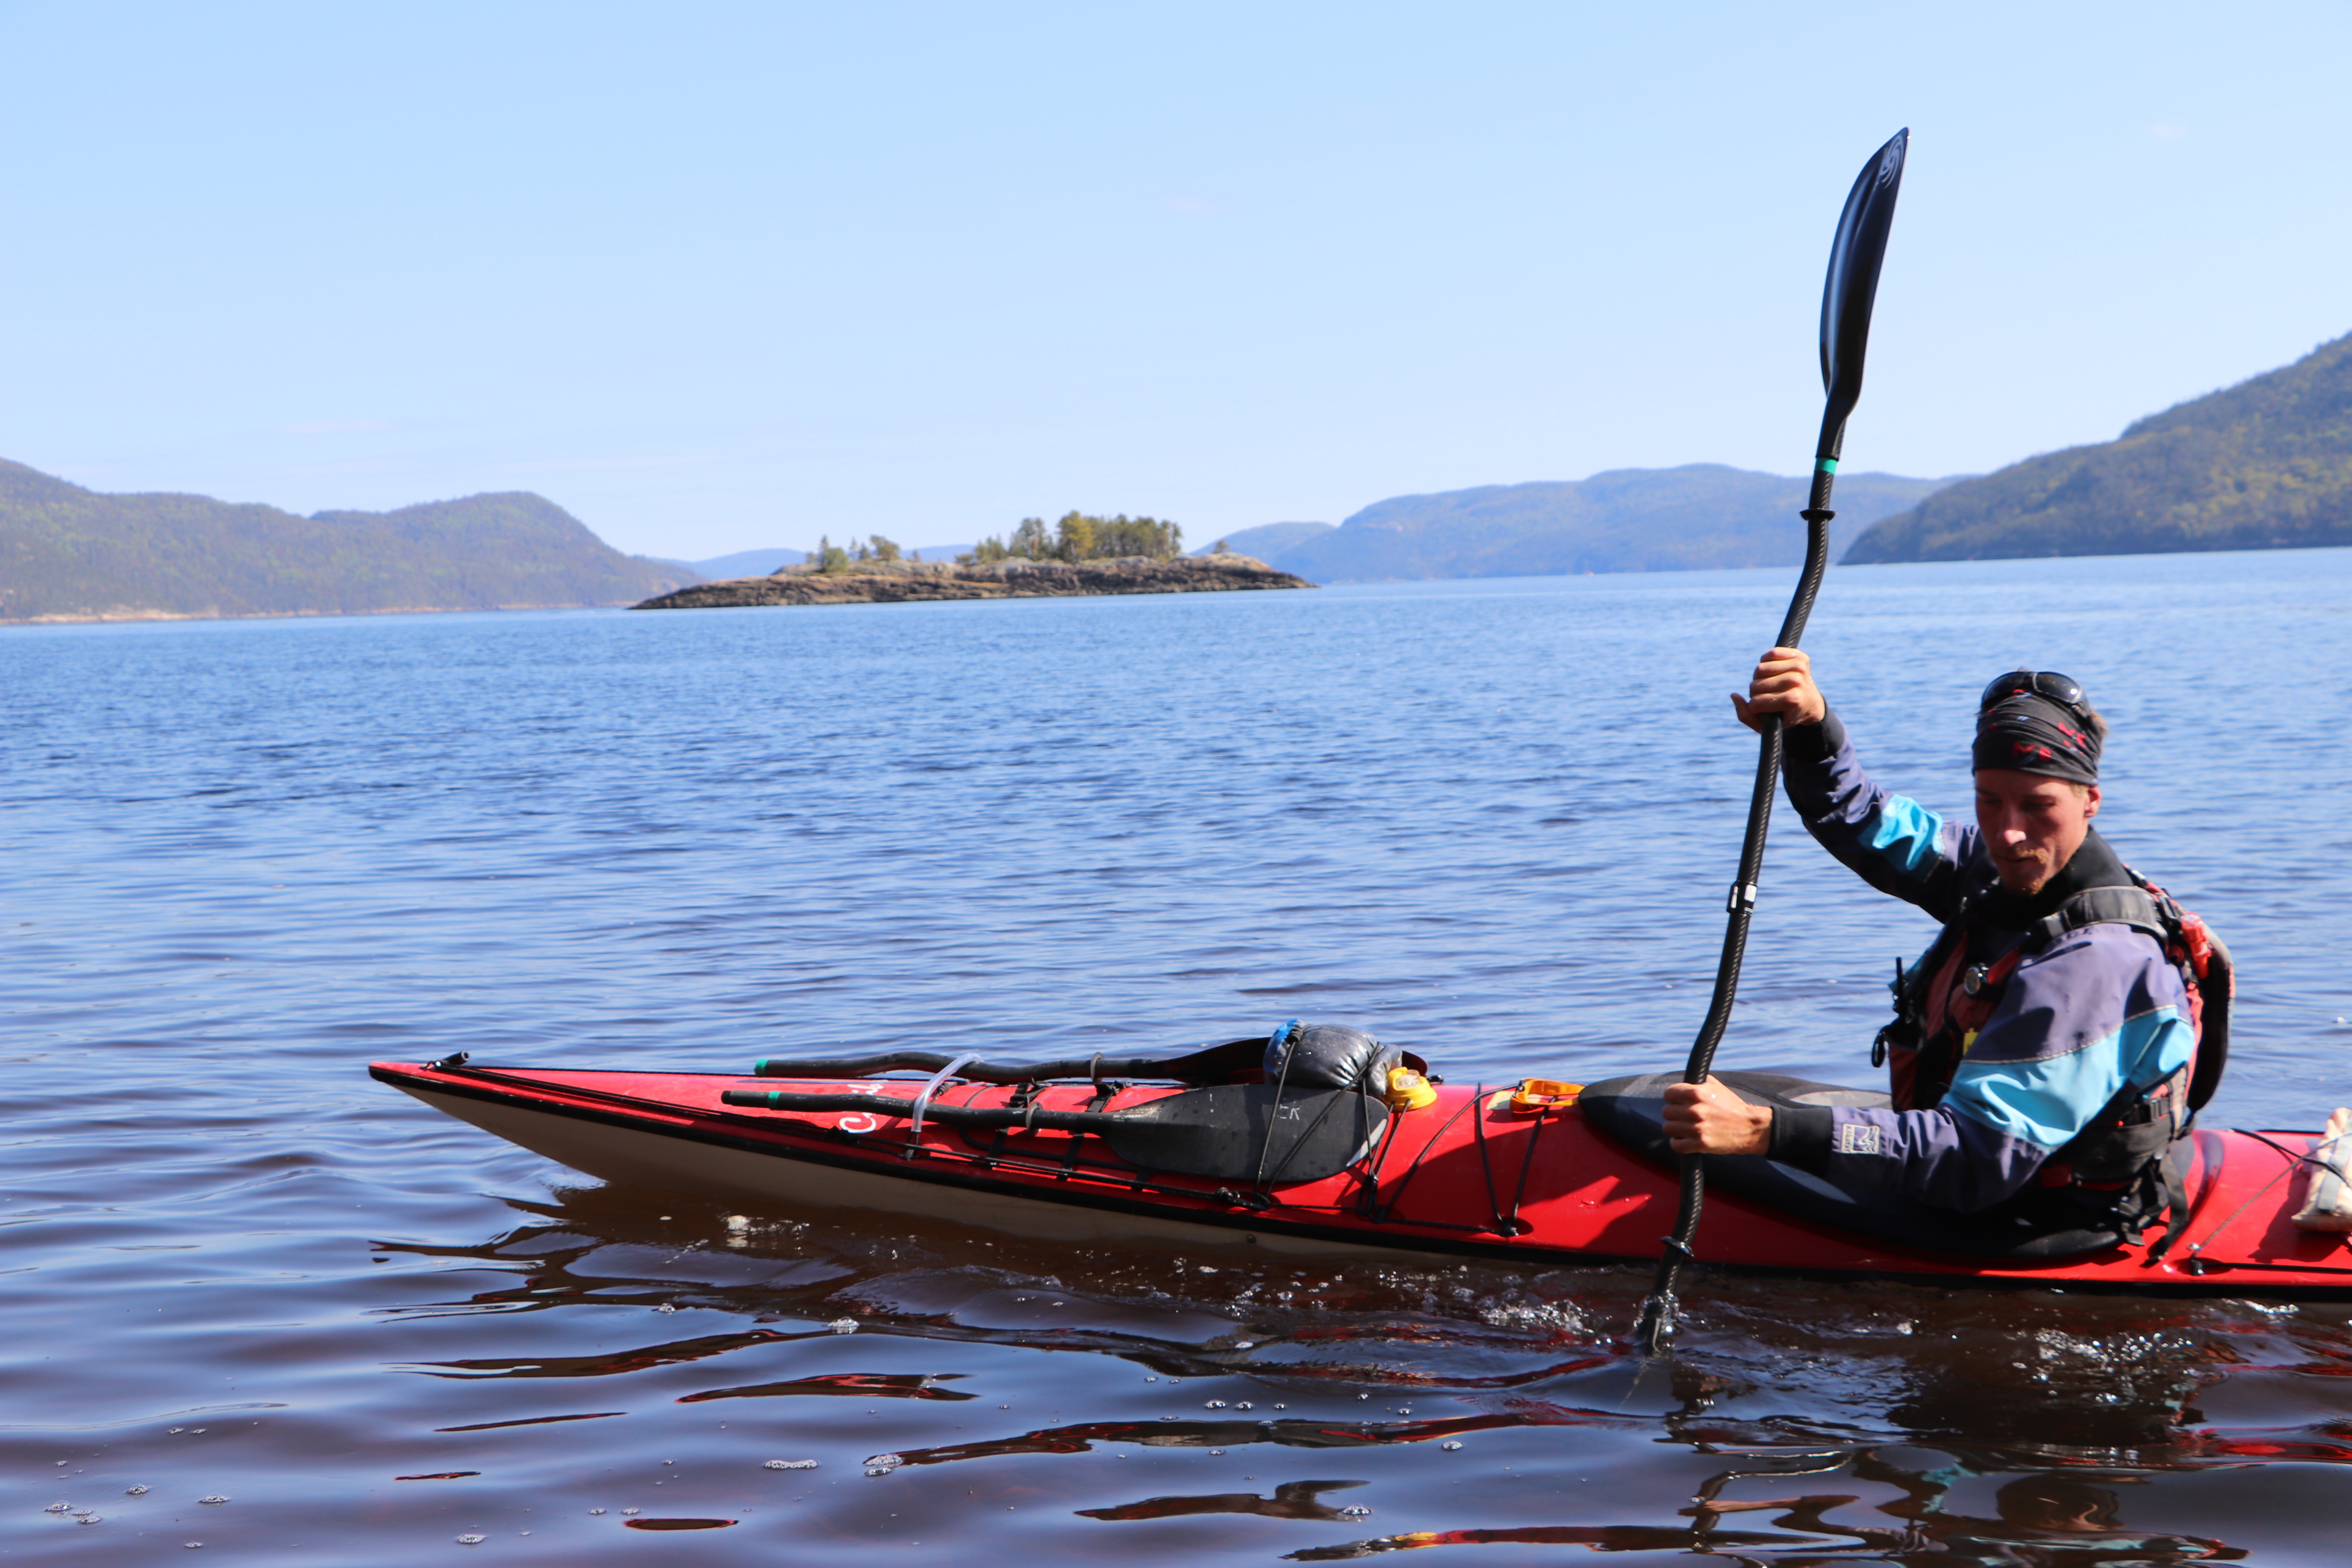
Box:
[1263,1022,1400,1093]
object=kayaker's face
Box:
[1975,768,2099,896]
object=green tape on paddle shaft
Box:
[1815,458,1838,474]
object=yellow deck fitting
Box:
[1508,1078,1582,1114]
[1385,1067,1439,1111]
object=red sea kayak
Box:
[370,1045,2352,1297]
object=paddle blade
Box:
[1816,128,1909,461]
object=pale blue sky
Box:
[3,2,2346,558]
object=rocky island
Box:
[631,550,1313,608]
[634,512,1312,609]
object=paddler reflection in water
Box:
[1661,650,2203,1236]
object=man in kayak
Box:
[1660,650,2198,1228]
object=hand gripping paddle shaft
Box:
[1633,130,1908,1355]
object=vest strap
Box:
[2025,885,2167,952]
[2143,1138,2197,1263]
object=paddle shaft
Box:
[1633,464,1837,1354]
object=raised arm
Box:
[1735,647,1976,924]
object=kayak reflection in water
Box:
[1924,1473,2241,1563]
[1664,651,2209,1242]
[1283,1457,2245,1563]
[1815,1455,2245,1566]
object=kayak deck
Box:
[371,1060,2352,1295]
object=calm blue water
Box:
[6,551,2352,1563]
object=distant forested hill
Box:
[0,460,699,622]
[1846,331,2352,563]
[1259,466,1951,583]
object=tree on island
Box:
[962,511,1183,565]
[810,534,901,572]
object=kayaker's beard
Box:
[1994,848,2054,895]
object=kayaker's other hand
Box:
[1731,646,1826,733]
[1662,1076,1773,1156]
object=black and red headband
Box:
[1973,692,2100,785]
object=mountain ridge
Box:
[0,459,698,623]
[1251,465,1954,582]
[1845,331,2352,562]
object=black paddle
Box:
[1632,130,1909,1355]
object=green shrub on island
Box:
[961,512,1183,565]
[809,534,905,572]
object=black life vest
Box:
[1873,867,2232,1245]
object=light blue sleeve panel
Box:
[1781,711,1972,922]
[1860,794,1948,880]
[1944,1006,2194,1152]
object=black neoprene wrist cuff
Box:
[1768,1103,1835,1172]
[1784,706,1845,764]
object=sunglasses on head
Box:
[1979,670,2086,715]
